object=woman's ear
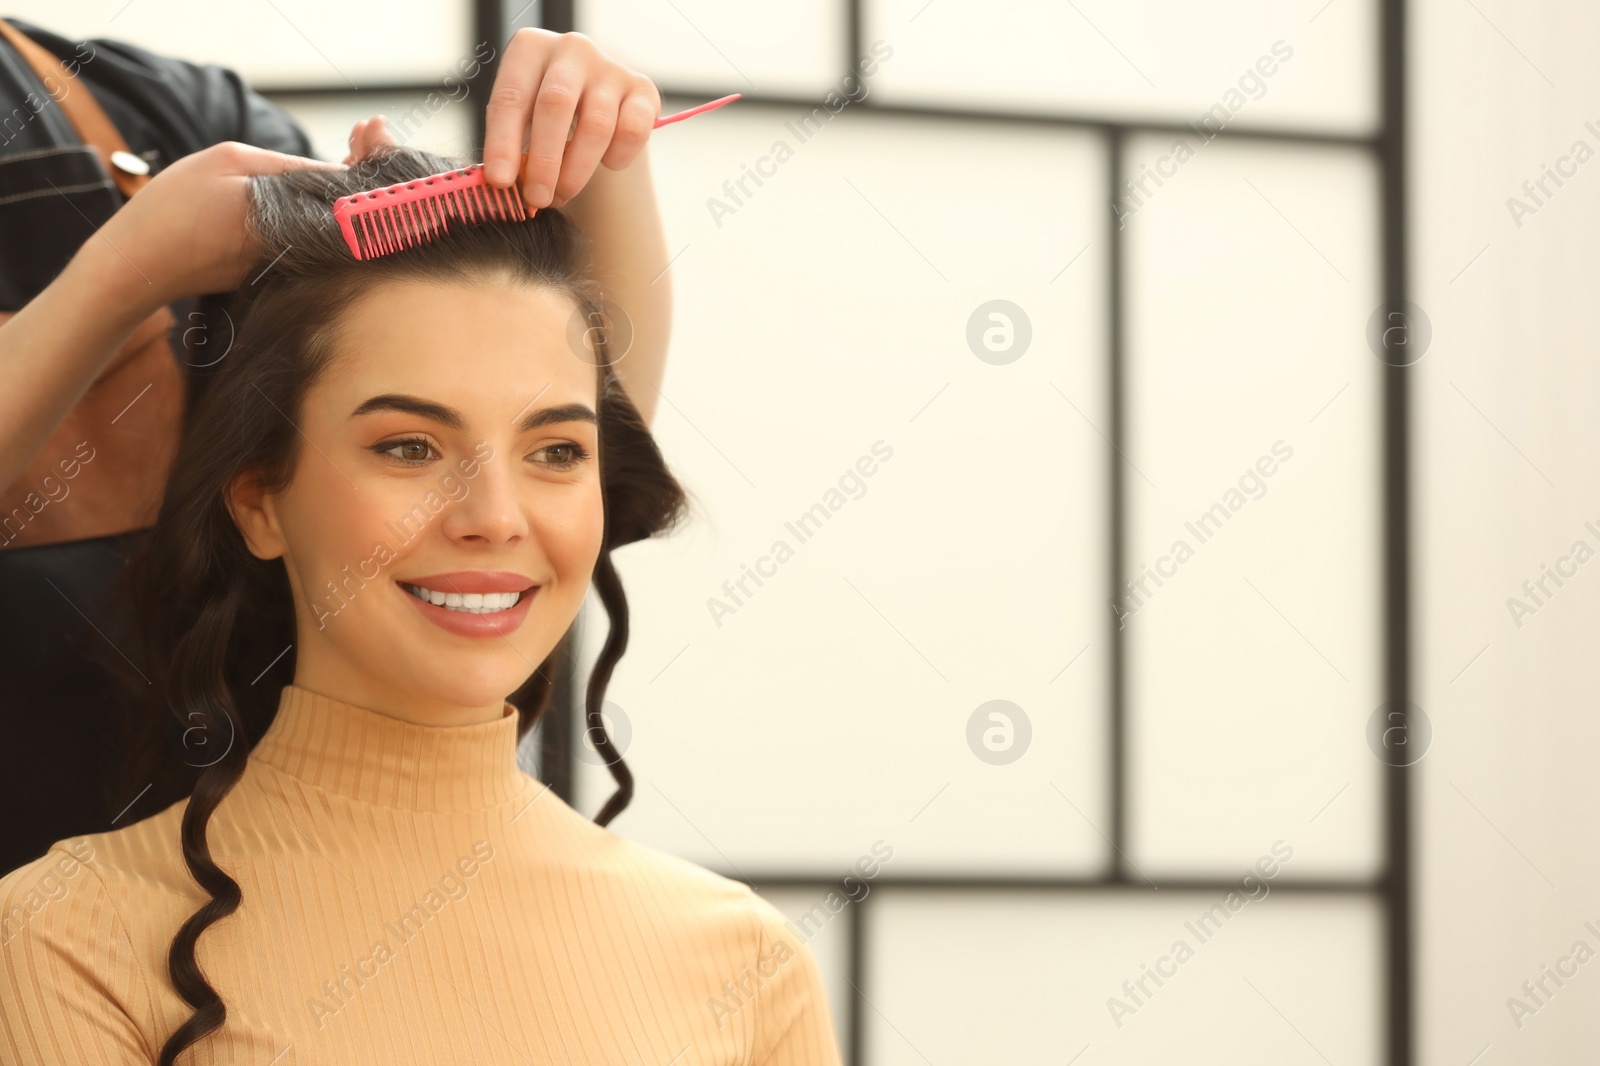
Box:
[226,471,287,561]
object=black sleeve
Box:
[3,17,316,165]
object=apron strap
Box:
[0,19,150,199]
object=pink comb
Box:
[333,93,741,260]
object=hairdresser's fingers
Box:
[343,115,396,165]
[356,117,395,165]
[600,77,659,171]
[219,141,347,177]
[343,117,370,165]
[483,26,553,190]
[342,119,368,166]
[522,53,590,209]
[370,116,396,147]
[551,84,621,207]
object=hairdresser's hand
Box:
[479,28,661,209]
[344,115,395,166]
[81,140,345,317]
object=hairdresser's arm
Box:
[0,249,156,496]
[554,142,670,429]
[0,143,343,496]
[481,28,672,429]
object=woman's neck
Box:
[288,660,512,727]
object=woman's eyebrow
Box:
[350,394,597,432]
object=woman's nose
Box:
[439,451,530,545]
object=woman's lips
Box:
[398,580,537,638]
[401,570,536,594]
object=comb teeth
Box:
[332,164,530,260]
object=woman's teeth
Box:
[402,584,524,614]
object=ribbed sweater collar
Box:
[250,684,526,812]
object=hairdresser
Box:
[0,19,673,874]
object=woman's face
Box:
[230,273,604,725]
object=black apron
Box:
[0,18,313,875]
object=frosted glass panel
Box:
[866,0,1378,135]
[575,106,1108,875]
[868,889,1380,1064]
[8,0,474,87]
[269,92,479,164]
[1123,135,1382,877]
[578,0,845,95]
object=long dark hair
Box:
[101,145,689,1065]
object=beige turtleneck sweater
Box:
[0,685,842,1064]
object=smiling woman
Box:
[0,145,843,1065]
[222,266,613,708]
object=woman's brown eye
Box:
[372,438,436,465]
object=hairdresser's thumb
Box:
[217,141,350,177]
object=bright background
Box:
[14,1,1590,1062]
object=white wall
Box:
[1414,0,1600,1061]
